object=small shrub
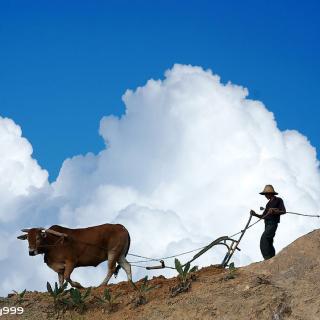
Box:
[68,287,91,313]
[171,259,198,297]
[175,259,198,285]
[130,276,156,307]
[47,282,68,307]
[12,289,26,304]
[95,288,121,312]
[225,262,237,280]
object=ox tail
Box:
[114,232,131,277]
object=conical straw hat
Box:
[259,185,278,195]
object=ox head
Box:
[17,228,68,256]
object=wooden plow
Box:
[145,213,253,270]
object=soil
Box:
[1,229,320,320]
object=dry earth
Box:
[1,229,320,320]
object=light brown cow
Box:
[17,224,132,288]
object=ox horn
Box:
[21,228,31,233]
[17,234,28,240]
[45,229,68,238]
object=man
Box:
[250,185,286,260]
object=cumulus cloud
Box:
[0,117,48,222]
[1,64,319,296]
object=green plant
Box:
[95,288,121,312]
[12,289,26,304]
[171,259,198,297]
[225,262,237,280]
[68,287,91,313]
[47,282,69,306]
[175,259,198,285]
[130,276,156,306]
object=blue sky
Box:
[0,0,319,181]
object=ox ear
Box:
[21,229,30,233]
[45,229,68,238]
[17,234,28,240]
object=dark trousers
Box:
[260,221,278,260]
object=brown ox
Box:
[17,224,132,288]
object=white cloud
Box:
[0,117,48,223]
[1,64,319,296]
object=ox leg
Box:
[99,253,118,286]
[58,272,64,287]
[64,263,83,289]
[118,256,132,282]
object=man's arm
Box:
[268,198,286,215]
[250,209,272,219]
[279,198,286,214]
[250,210,263,218]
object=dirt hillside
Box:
[1,229,320,320]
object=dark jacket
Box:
[263,196,286,223]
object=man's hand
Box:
[250,210,262,218]
[268,208,274,214]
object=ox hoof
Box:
[71,282,84,289]
[98,282,108,287]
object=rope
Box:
[128,246,207,263]
[128,215,267,262]
[229,210,320,238]
[130,264,149,269]
[229,218,262,238]
[128,210,320,266]
[127,220,257,264]
[130,263,176,270]
[286,211,320,218]
[127,213,267,264]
